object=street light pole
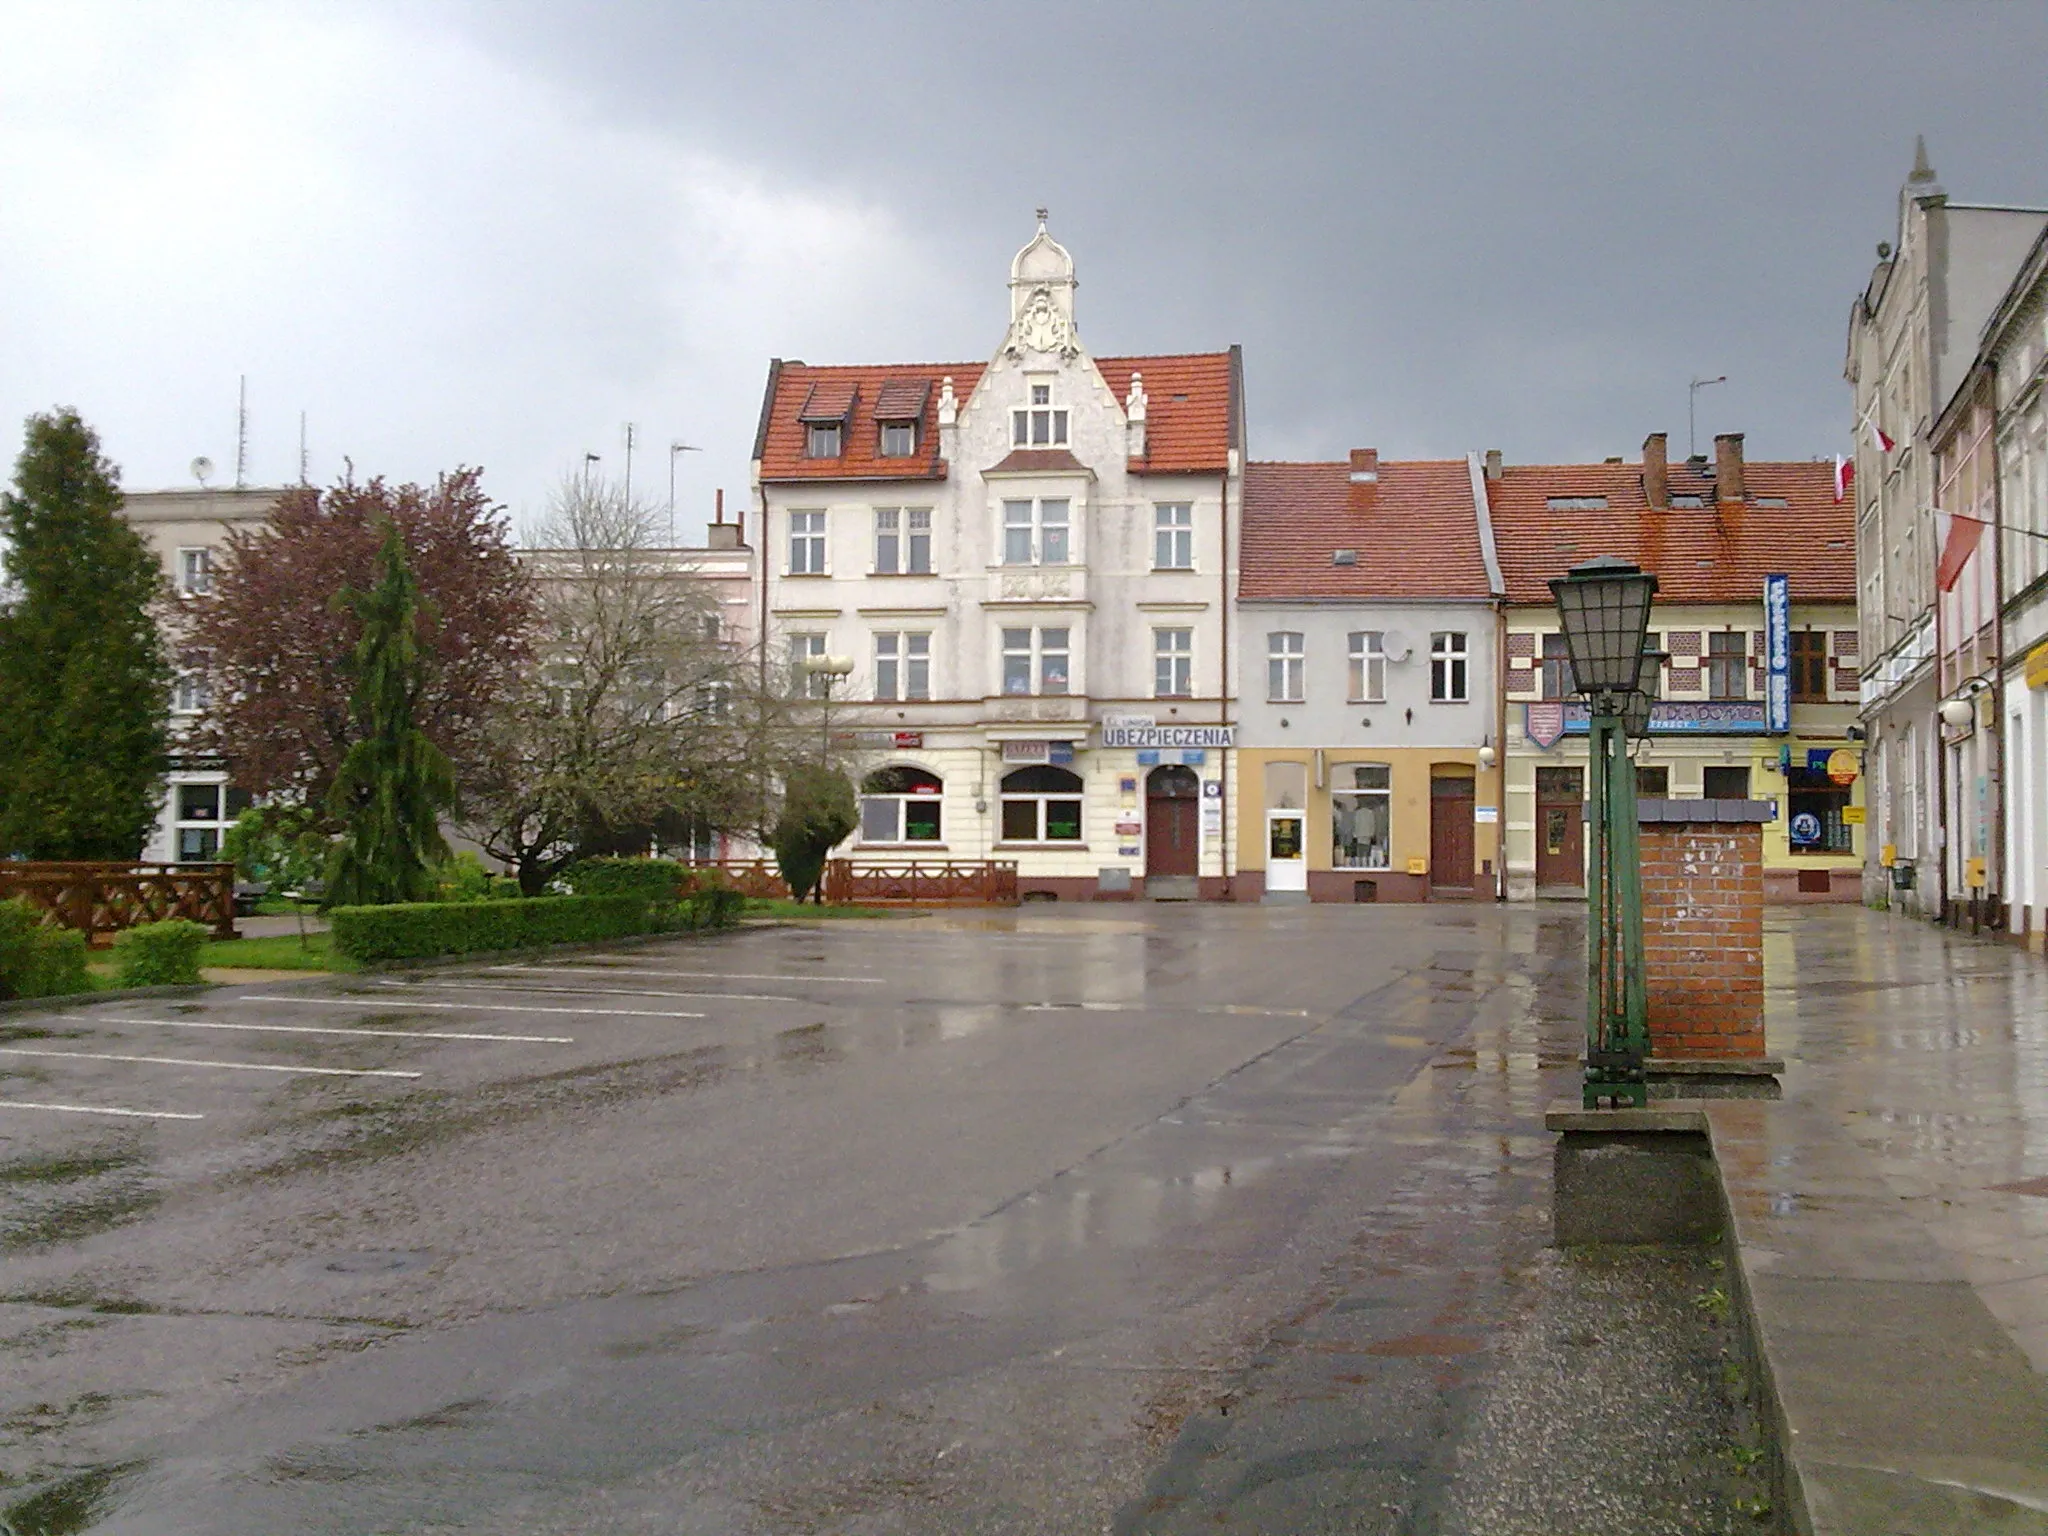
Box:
[668,441,702,546]
[1551,556,1660,1110]
[805,654,855,760]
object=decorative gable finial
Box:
[937,375,957,427]
[1909,134,1935,184]
[1036,206,1049,232]
[1125,371,1147,422]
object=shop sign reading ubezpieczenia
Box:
[1097,724,1237,749]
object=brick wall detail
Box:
[1638,821,1765,1060]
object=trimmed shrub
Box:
[112,918,210,988]
[682,885,746,931]
[0,899,91,1000]
[328,894,651,965]
[563,857,692,903]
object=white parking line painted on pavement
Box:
[103,1017,574,1045]
[485,964,884,985]
[1022,1002,1319,1019]
[372,979,799,1004]
[242,995,704,1020]
[0,1047,420,1079]
[0,1099,205,1120]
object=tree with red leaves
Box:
[184,469,534,820]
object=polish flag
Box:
[1859,406,1896,455]
[1935,507,1986,592]
[1833,455,1853,502]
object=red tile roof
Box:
[1240,459,1493,601]
[757,361,983,483]
[1095,351,1238,475]
[754,349,1238,484]
[1487,458,1853,605]
[987,448,1089,475]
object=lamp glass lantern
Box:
[1548,557,1659,699]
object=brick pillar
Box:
[1637,800,1768,1061]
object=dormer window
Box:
[871,378,928,459]
[880,421,916,457]
[797,380,856,459]
[807,422,842,458]
[1013,380,1068,446]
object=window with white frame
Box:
[874,507,932,574]
[1430,631,1468,702]
[806,421,842,458]
[1267,631,1304,702]
[1154,628,1192,697]
[1011,381,1069,447]
[788,631,827,698]
[1001,627,1069,695]
[172,662,211,715]
[1153,503,1193,569]
[873,631,931,701]
[1347,631,1385,702]
[999,765,1084,842]
[177,548,213,596]
[859,765,943,843]
[1001,498,1069,565]
[1331,764,1392,869]
[879,420,917,458]
[788,509,826,574]
[175,780,228,861]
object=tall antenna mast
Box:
[1688,375,1727,458]
[298,411,309,485]
[234,375,249,489]
[623,422,637,503]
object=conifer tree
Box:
[324,519,455,905]
[0,410,170,859]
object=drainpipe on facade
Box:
[1992,382,2010,931]
[1219,461,1233,901]
[1935,560,1951,925]
[1495,594,1510,901]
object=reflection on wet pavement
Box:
[1770,907,2048,1373]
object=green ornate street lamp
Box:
[1550,556,1659,1109]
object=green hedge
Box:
[563,857,692,902]
[681,886,745,930]
[0,898,91,1000]
[328,894,652,964]
[113,919,210,987]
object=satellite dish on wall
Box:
[1384,630,1413,663]
[190,456,215,487]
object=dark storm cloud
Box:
[427,0,2048,468]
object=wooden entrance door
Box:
[1145,765,1200,878]
[1535,766,1585,890]
[1429,773,1475,894]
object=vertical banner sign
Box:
[1764,573,1791,734]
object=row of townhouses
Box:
[1848,142,2048,945]
[748,219,1863,904]
[119,217,1868,906]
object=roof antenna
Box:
[234,375,249,489]
[1688,375,1726,458]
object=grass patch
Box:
[199,932,343,972]
[0,1151,141,1186]
[742,898,895,919]
[1,1461,142,1535]
[0,1182,160,1251]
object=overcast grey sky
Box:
[5,1,2047,541]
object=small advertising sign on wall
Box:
[1764,574,1791,733]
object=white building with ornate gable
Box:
[751,218,1245,899]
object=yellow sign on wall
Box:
[1406,856,1428,876]
[1826,749,1859,785]
[2028,640,2048,691]
[1843,805,1866,825]
[1966,857,1987,889]
[1879,842,1895,866]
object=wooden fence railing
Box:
[682,859,1019,907]
[0,861,237,945]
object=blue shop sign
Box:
[1548,699,1772,736]
[1764,573,1791,734]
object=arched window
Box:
[859,765,943,844]
[1000,765,1084,843]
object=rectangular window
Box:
[1002,498,1069,565]
[1347,631,1385,702]
[177,548,212,596]
[789,631,827,698]
[1635,765,1669,799]
[1791,630,1828,701]
[178,826,221,860]
[1430,632,1469,702]
[788,509,825,574]
[874,507,899,574]
[1267,632,1304,702]
[1153,503,1193,569]
[906,508,932,573]
[1154,628,1192,698]
[806,421,842,458]
[873,632,930,701]
[879,420,916,457]
[1541,632,1572,699]
[1703,766,1751,799]
[1707,631,1746,700]
[1012,384,1070,447]
[172,668,211,715]
[1332,763,1392,869]
[1002,627,1069,695]
[178,782,221,822]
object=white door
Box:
[1266,810,1308,894]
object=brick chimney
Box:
[1642,432,1669,510]
[1484,448,1502,482]
[1348,448,1379,514]
[1713,433,1746,505]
